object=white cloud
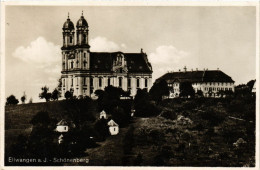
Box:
[13,36,61,67]
[148,45,198,81]
[8,37,62,103]
[89,36,126,52]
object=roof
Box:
[107,119,119,126]
[63,18,75,30]
[76,15,88,28]
[89,52,152,73]
[57,119,68,126]
[158,70,234,83]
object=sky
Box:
[5,6,256,103]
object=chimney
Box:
[179,69,181,72]
[191,69,193,72]
[141,48,143,53]
[196,68,198,71]
[217,68,219,70]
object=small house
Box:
[107,119,119,135]
[100,110,107,119]
[56,119,69,133]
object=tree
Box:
[51,88,61,101]
[6,95,19,105]
[21,92,26,104]
[65,91,73,100]
[247,80,256,91]
[149,79,169,103]
[30,111,50,126]
[179,82,195,98]
[196,90,203,97]
[29,97,33,104]
[39,86,52,102]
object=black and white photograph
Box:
[1,1,259,169]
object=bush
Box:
[6,95,19,105]
[135,101,160,117]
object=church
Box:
[60,13,153,98]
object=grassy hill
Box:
[5,100,98,153]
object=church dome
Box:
[63,17,74,30]
[76,15,88,28]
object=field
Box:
[5,97,256,166]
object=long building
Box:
[60,13,153,98]
[158,68,235,98]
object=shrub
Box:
[6,95,19,105]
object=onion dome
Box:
[76,11,88,28]
[63,14,74,30]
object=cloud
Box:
[8,37,62,103]
[13,36,61,67]
[148,45,197,81]
[89,36,126,52]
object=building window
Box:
[84,77,87,86]
[128,78,131,87]
[84,53,86,58]
[83,34,86,43]
[70,36,72,43]
[71,78,73,86]
[63,79,65,87]
[83,61,87,68]
[119,77,122,87]
[71,61,74,69]
[145,79,148,88]
[99,77,102,87]
[76,77,79,86]
[63,62,65,69]
[108,78,111,86]
[90,78,93,87]
[64,127,66,130]
[137,79,140,88]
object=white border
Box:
[0,1,259,170]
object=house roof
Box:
[107,119,119,126]
[89,52,152,73]
[57,119,68,126]
[158,70,234,83]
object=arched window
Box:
[119,77,122,87]
[71,61,74,69]
[99,77,102,87]
[145,79,148,88]
[108,78,111,86]
[83,34,86,43]
[70,36,73,43]
[137,78,140,88]
[90,77,93,87]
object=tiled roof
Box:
[89,52,152,73]
[158,70,234,83]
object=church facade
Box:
[60,13,153,98]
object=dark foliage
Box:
[65,91,73,100]
[51,88,61,101]
[39,86,52,102]
[149,79,169,103]
[6,95,19,105]
[179,82,195,98]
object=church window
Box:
[76,77,79,86]
[63,79,65,87]
[71,61,74,69]
[84,53,86,58]
[71,78,73,86]
[120,68,123,73]
[119,77,122,87]
[83,34,86,43]
[108,78,111,86]
[99,77,102,87]
[128,78,131,87]
[76,60,79,68]
[90,78,93,87]
[83,61,87,68]
[137,79,140,88]
[83,77,87,86]
[70,36,72,43]
[63,62,65,69]
[145,79,148,88]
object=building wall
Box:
[61,72,152,98]
[168,81,235,98]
